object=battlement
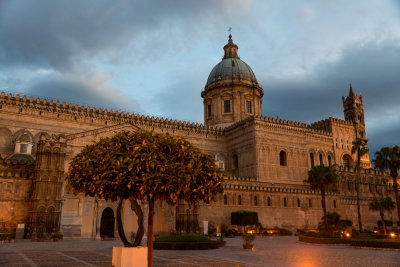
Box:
[0,91,225,136]
[333,165,386,176]
[224,176,337,195]
[311,117,354,129]
[224,115,333,137]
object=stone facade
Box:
[0,35,397,238]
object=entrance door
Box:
[100,208,115,238]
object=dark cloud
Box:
[0,0,247,70]
[260,40,400,155]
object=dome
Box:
[205,34,258,87]
[206,58,258,86]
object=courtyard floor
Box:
[1,236,399,267]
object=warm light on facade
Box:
[390,233,396,238]
[346,233,350,238]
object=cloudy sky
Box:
[0,0,399,156]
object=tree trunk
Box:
[147,198,155,267]
[380,211,386,235]
[391,171,400,224]
[356,152,363,232]
[116,199,145,247]
[130,199,145,247]
[321,186,328,231]
[117,199,132,247]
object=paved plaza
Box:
[1,236,400,267]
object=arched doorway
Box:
[100,207,115,238]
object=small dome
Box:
[206,58,258,86]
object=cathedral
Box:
[0,35,395,239]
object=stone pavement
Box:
[1,236,400,267]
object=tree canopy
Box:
[68,130,223,205]
[305,165,338,191]
[373,146,400,221]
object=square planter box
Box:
[112,247,148,267]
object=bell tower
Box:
[342,84,366,139]
[342,84,371,168]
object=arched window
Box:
[347,181,352,192]
[319,154,323,165]
[223,194,227,205]
[328,155,332,166]
[308,199,312,208]
[342,155,351,167]
[14,131,33,155]
[267,196,271,206]
[283,197,287,207]
[233,154,238,169]
[297,198,301,207]
[238,195,242,205]
[254,196,258,206]
[310,153,314,167]
[279,150,287,166]
[333,200,337,209]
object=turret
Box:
[342,84,371,168]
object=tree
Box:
[231,210,258,233]
[373,146,400,224]
[319,212,352,231]
[67,130,223,267]
[305,165,338,231]
[369,197,395,235]
[351,138,369,231]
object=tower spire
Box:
[349,83,355,97]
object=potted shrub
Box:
[242,233,255,249]
[227,229,237,238]
[208,226,216,238]
[217,237,226,247]
[51,231,63,242]
[36,226,46,242]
